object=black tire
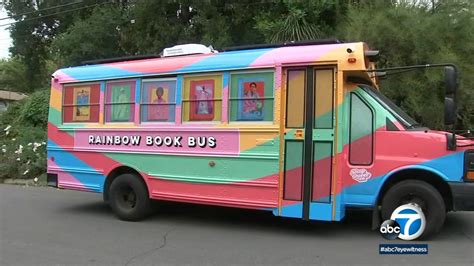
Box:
[381,180,446,240]
[109,173,151,221]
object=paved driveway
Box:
[0,185,473,265]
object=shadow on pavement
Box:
[59,198,376,237]
[55,196,472,241]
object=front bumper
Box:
[47,173,58,188]
[449,182,474,211]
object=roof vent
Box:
[162,44,218,57]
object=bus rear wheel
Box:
[381,180,446,239]
[109,173,151,221]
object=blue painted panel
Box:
[309,202,333,221]
[60,65,141,81]
[177,49,273,73]
[343,152,466,207]
[276,203,303,219]
[419,152,464,182]
[176,75,183,105]
[48,140,105,192]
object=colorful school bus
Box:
[47,41,474,239]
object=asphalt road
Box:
[0,184,473,266]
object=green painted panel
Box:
[107,152,279,183]
[48,108,62,126]
[350,93,373,142]
[313,141,333,161]
[312,129,334,141]
[284,141,304,170]
[314,112,333,130]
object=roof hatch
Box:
[162,44,218,57]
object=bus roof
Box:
[53,42,367,83]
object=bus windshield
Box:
[360,85,420,129]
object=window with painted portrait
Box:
[105,80,136,123]
[182,74,222,122]
[229,71,274,122]
[63,83,100,123]
[140,79,177,123]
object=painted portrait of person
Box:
[243,82,261,115]
[141,80,176,122]
[239,81,264,120]
[149,86,169,121]
[73,87,91,121]
[189,80,215,121]
[110,85,132,122]
[196,85,212,115]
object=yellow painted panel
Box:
[239,131,279,152]
[274,80,281,124]
[286,70,305,128]
[314,69,334,128]
[50,88,62,111]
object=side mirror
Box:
[444,96,456,126]
[444,65,458,126]
[446,132,456,151]
[444,66,458,94]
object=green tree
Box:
[256,0,348,43]
[123,0,274,53]
[191,0,273,48]
[52,5,129,66]
[5,0,114,90]
[0,58,28,92]
[120,0,198,55]
[339,0,474,129]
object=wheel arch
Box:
[375,166,453,211]
[103,165,148,203]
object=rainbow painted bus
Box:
[47,40,474,239]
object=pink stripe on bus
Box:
[48,160,88,191]
[221,85,229,123]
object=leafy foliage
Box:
[5,0,113,90]
[339,0,474,129]
[0,57,29,92]
[123,0,271,54]
[0,89,49,180]
[52,5,129,66]
[256,0,346,43]
[17,89,50,127]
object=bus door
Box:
[282,67,337,221]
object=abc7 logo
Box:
[380,204,426,241]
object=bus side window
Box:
[63,83,101,123]
[182,74,223,122]
[105,80,136,123]
[229,71,274,122]
[140,79,177,123]
[349,93,374,165]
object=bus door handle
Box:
[294,129,304,138]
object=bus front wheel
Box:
[109,173,151,221]
[381,180,446,239]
